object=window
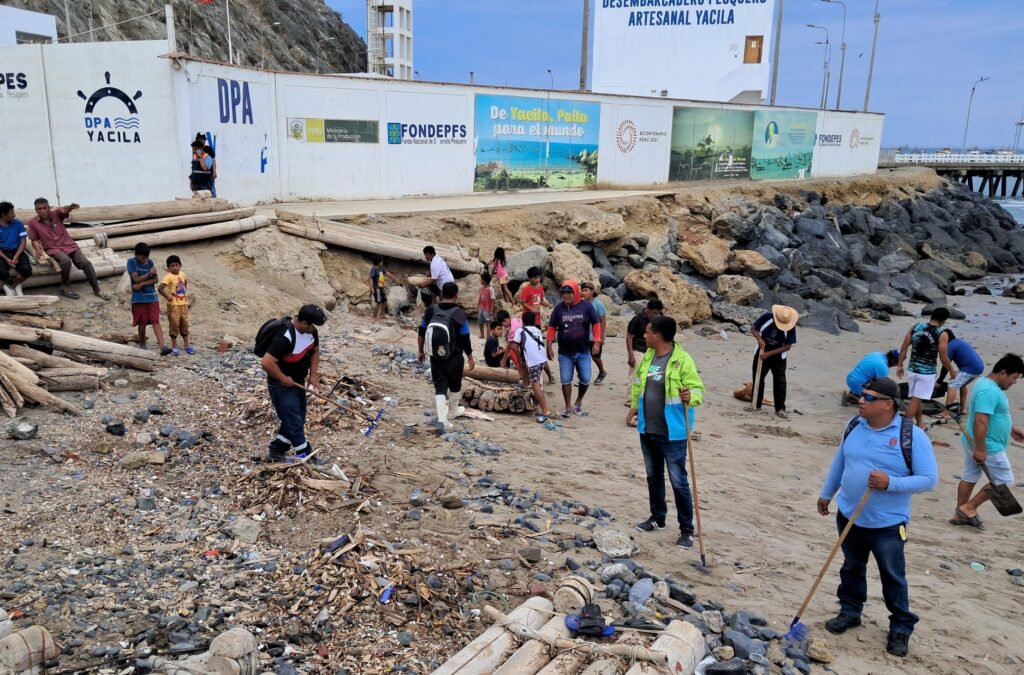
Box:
[744,35,763,64]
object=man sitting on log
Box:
[0,202,32,297]
[27,198,110,300]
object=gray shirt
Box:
[642,351,672,436]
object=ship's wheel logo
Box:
[79,72,143,144]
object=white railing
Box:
[893,152,1024,165]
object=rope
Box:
[58,9,165,42]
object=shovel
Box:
[954,418,1022,517]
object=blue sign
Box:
[218,78,253,125]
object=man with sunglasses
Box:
[817,377,938,658]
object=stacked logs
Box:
[461,383,535,414]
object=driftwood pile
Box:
[235,374,387,432]
[21,245,126,291]
[461,383,535,415]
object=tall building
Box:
[366,0,414,80]
[0,5,58,46]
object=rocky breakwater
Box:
[512,181,1024,335]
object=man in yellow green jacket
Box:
[627,315,705,549]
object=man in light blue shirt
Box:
[845,349,899,403]
[581,282,608,385]
[817,377,938,658]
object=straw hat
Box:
[771,304,799,331]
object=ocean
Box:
[475,141,598,171]
[996,196,1024,227]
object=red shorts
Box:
[132,301,161,327]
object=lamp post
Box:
[414,70,420,80]
[961,76,989,153]
[260,21,280,69]
[225,0,234,64]
[863,0,881,112]
[807,25,830,109]
[769,0,784,105]
[821,0,846,109]
[317,36,336,74]
[188,2,201,53]
[547,68,554,90]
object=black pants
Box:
[430,354,464,396]
[0,249,32,283]
[751,349,787,412]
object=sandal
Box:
[59,288,81,299]
[950,508,985,530]
[535,414,549,423]
[573,405,589,417]
[560,409,572,418]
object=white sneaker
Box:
[13,285,23,297]
[1,285,14,297]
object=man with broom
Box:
[628,315,705,550]
[816,377,937,657]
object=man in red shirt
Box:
[27,198,110,300]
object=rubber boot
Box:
[447,390,466,421]
[435,394,451,432]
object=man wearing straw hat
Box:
[750,304,798,418]
[817,377,937,658]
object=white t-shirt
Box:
[512,325,547,368]
[430,256,455,285]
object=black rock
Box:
[705,657,747,674]
[921,303,965,320]
[722,629,766,659]
[105,422,126,437]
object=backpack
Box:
[424,306,460,359]
[519,325,545,350]
[254,317,294,357]
[841,415,915,472]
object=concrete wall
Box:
[0,6,58,46]
[0,41,884,210]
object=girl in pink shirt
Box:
[491,247,514,304]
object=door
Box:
[744,36,764,64]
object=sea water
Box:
[996,197,1024,227]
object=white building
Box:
[366,0,414,80]
[591,0,776,103]
[0,5,58,46]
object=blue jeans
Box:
[557,352,592,386]
[268,380,308,453]
[639,433,693,533]
[836,512,918,635]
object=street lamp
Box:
[864,0,881,112]
[769,0,784,106]
[546,68,554,90]
[317,36,336,74]
[414,70,421,80]
[961,76,990,153]
[260,21,281,69]
[225,0,234,64]
[807,24,830,109]
[821,0,846,109]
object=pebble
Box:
[702,610,725,633]
[705,658,746,675]
[498,559,517,571]
[396,631,415,646]
[440,494,464,509]
[113,379,129,387]
[712,645,735,660]
[409,488,429,507]
[1007,568,1023,577]
[5,420,38,440]
[519,547,542,563]
[405,509,422,521]
[134,410,151,423]
[806,637,833,663]
[135,497,156,511]
[722,629,766,660]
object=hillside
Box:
[7,0,367,73]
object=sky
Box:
[326,0,1024,150]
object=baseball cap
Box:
[559,285,574,293]
[864,377,900,401]
[297,304,327,326]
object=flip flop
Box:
[59,288,80,299]
[950,508,985,530]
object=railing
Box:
[892,152,1024,165]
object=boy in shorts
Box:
[511,311,552,423]
[157,254,193,355]
[478,271,496,338]
[127,243,170,355]
[369,255,400,321]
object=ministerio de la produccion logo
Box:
[78,71,143,144]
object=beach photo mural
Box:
[474,94,601,191]
[751,110,817,180]
[668,107,754,182]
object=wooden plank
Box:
[8,345,107,376]
[2,314,63,330]
[22,258,125,290]
[0,323,157,371]
[69,207,258,240]
[103,215,272,251]
[0,296,59,312]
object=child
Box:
[127,243,170,355]
[517,266,552,328]
[484,320,506,367]
[491,247,514,304]
[509,310,552,423]
[158,254,193,355]
[477,271,496,338]
[368,255,400,321]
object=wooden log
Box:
[22,258,125,290]
[277,211,484,274]
[0,323,157,371]
[536,652,586,675]
[431,597,552,675]
[580,660,621,675]
[0,379,18,417]
[68,198,234,223]
[0,349,40,384]
[4,368,82,415]
[36,368,100,392]
[12,357,40,371]
[8,345,108,376]
[0,626,60,673]
[622,621,705,675]
[479,391,495,412]
[69,207,258,240]
[495,616,570,675]
[0,296,59,312]
[465,364,524,384]
[0,372,25,410]
[494,392,510,413]
[103,215,272,251]
[2,313,63,330]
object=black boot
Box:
[825,614,862,634]
[266,438,290,463]
[886,631,909,657]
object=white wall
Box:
[0,45,56,205]
[0,6,57,46]
[812,111,885,177]
[592,0,775,102]
[597,102,672,186]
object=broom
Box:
[784,487,873,642]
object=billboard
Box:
[474,93,600,191]
[592,0,777,102]
[287,118,378,144]
[597,103,672,186]
[669,107,754,182]
[812,111,885,177]
[751,110,817,180]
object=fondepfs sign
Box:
[79,71,142,144]
[386,122,468,145]
[1,71,29,101]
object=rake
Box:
[784,487,873,643]
[682,404,709,573]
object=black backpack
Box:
[424,306,460,359]
[841,415,915,472]
[254,317,294,357]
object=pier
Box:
[881,153,1024,197]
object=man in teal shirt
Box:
[951,353,1024,529]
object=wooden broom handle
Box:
[682,404,706,561]
[794,487,873,620]
[749,354,764,411]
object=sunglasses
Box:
[861,393,893,402]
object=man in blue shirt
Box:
[937,332,985,418]
[817,377,938,658]
[844,349,899,404]
[0,202,33,296]
[751,305,798,418]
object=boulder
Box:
[506,245,549,282]
[676,227,731,277]
[728,250,779,278]
[922,303,966,320]
[453,273,486,317]
[547,206,630,246]
[624,267,712,327]
[711,302,764,329]
[597,268,621,289]
[717,275,762,305]
[643,233,671,264]
[791,238,852,276]
[712,211,758,243]
[593,529,639,558]
[754,245,787,271]
[386,285,411,315]
[921,242,987,280]
[798,302,843,335]
[1002,282,1024,299]
[879,250,916,273]
[550,243,599,290]
[867,294,904,315]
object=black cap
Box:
[559,285,573,292]
[297,304,326,326]
[864,377,900,400]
